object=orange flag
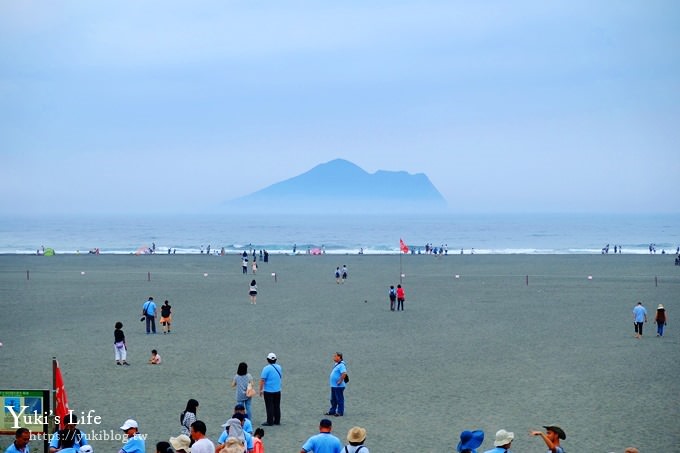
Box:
[54,360,70,429]
[399,239,409,254]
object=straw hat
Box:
[658,304,664,309]
[347,426,366,443]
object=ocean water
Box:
[0,213,678,255]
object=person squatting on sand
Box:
[259,352,282,426]
[530,425,566,453]
[325,352,348,417]
[655,303,667,337]
[632,301,647,338]
[149,349,161,364]
[113,322,129,366]
[345,426,369,453]
[484,429,514,453]
[160,300,172,334]
[457,429,484,453]
[300,419,342,453]
[119,419,145,453]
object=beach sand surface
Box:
[0,254,678,452]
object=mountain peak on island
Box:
[223,159,447,214]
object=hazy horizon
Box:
[2,1,679,215]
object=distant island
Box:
[223,158,448,213]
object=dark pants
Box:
[329,386,345,415]
[397,298,404,311]
[145,315,156,334]
[390,297,396,311]
[263,391,281,424]
[634,322,644,336]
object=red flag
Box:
[54,361,70,429]
[399,239,409,254]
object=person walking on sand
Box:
[325,352,347,417]
[530,425,566,453]
[252,260,258,274]
[114,321,129,366]
[396,284,405,311]
[142,297,157,334]
[335,267,341,284]
[633,301,648,338]
[160,300,172,334]
[249,280,258,305]
[341,265,348,283]
[388,285,397,311]
[655,304,667,337]
[259,352,282,426]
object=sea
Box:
[0,213,678,256]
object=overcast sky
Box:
[1,1,679,215]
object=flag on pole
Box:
[399,238,409,254]
[54,360,70,429]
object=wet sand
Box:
[0,253,678,452]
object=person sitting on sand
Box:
[149,349,161,364]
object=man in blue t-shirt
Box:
[5,428,30,453]
[49,414,89,453]
[632,301,648,338]
[142,297,157,334]
[325,352,347,417]
[259,352,282,426]
[118,419,145,453]
[300,419,341,453]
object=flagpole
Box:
[399,250,402,284]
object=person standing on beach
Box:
[335,267,341,284]
[341,265,348,283]
[325,352,347,417]
[242,257,248,274]
[119,419,145,453]
[530,425,565,453]
[232,362,255,421]
[114,321,129,366]
[483,429,513,453]
[344,426,369,453]
[388,286,397,311]
[180,399,199,437]
[249,280,258,305]
[396,285,405,311]
[160,300,172,334]
[300,419,341,453]
[632,301,648,338]
[259,352,282,426]
[655,304,667,337]
[142,297,157,334]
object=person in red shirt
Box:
[396,285,405,311]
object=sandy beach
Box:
[0,253,678,452]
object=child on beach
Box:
[149,349,161,364]
[388,285,397,311]
[160,300,172,334]
[253,428,265,453]
[114,322,129,366]
[249,280,258,304]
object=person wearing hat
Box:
[118,419,145,453]
[530,425,566,453]
[169,435,191,453]
[457,429,484,453]
[49,414,89,453]
[655,303,667,337]
[300,419,341,453]
[483,429,513,453]
[632,301,647,338]
[78,446,93,453]
[215,414,253,453]
[344,426,369,453]
[259,352,282,426]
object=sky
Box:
[1,0,679,215]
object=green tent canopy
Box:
[43,248,55,256]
